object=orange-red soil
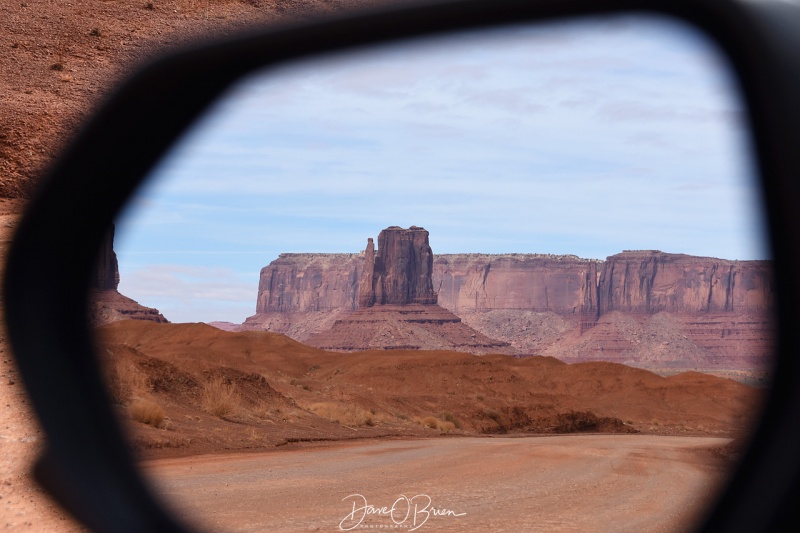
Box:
[97,320,763,459]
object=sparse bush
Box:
[111,360,150,403]
[308,402,375,427]
[422,416,439,429]
[440,421,456,433]
[90,28,102,37]
[251,400,273,419]
[201,376,240,418]
[129,399,166,428]
[440,412,461,429]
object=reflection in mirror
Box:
[95,14,772,532]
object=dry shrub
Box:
[202,376,240,418]
[309,402,375,427]
[251,400,274,419]
[439,421,456,433]
[421,416,440,430]
[107,359,150,404]
[413,416,455,432]
[129,399,166,428]
[439,412,461,429]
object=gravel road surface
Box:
[142,435,731,532]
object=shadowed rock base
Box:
[305,304,510,353]
[89,289,168,326]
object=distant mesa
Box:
[243,228,775,372]
[305,226,508,353]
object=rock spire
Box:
[358,226,438,307]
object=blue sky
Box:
[115,15,767,324]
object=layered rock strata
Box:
[294,226,507,352]
[250,250,772,322]
[305,304,510,353]
[597,251,773,315]
[89,289,168,326]
[244,247,774,368]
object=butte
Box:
[305,226,509,353]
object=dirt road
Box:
[142,435,731,532]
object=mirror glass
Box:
[98,14,772,532]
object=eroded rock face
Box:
[359,226,438,307]
[305,304,510,353]
[434,254,601,332]
[254,253,364,313]
[248,250,773,321]
[245,245,774,368]
[598,251,774,314]
[89,290,168,326]
[252,227,503,351]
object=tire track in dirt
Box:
[142,435,731,532]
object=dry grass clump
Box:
[414,416,456,433]
[309,402,376,427]
[106,357,150,404]
[439,411,461,429]
[421,416,440,429]
[129,399,166,428]
[201,376,240,418]
[250,400,275,419]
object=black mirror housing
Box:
[5,0,800,531]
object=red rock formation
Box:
[244,242,774,370]
[358,238,377,307]
[598,250,774,314]
[253,253,363,314]
[305,304,510,353]
[359,226,438,307]
[89,223,168,325]
[89,289,168,326]
[433,253,600,330]
[245,251,773,321]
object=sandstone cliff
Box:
[255,253,363,314]
[252,250,774,322]
[294,227,503,352]
[245,247,774,371]
[359,226,437,307]
[598,251,773,315]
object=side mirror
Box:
[4,0,800,531]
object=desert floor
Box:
[143,435,731,532]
